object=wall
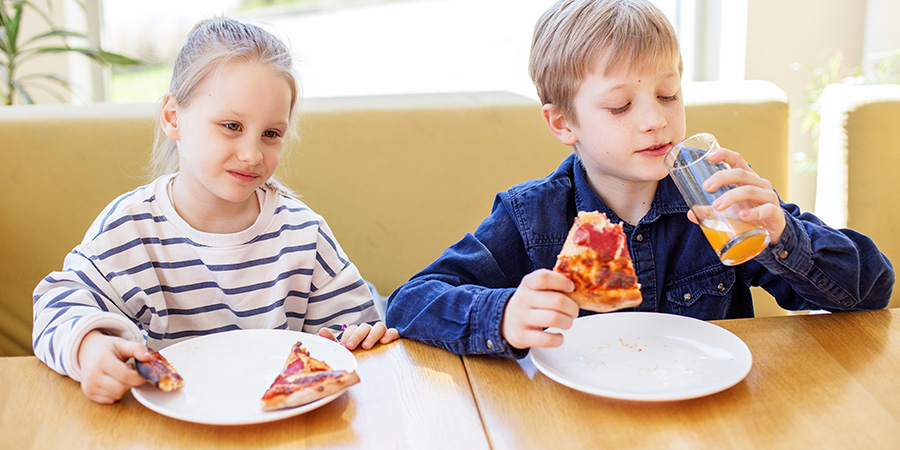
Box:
[745,0,866,210]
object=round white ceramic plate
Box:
[531,312,752,402]
[131,329,357,425]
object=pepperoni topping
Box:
[573,223,621,261]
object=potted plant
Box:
[0,0,141,105]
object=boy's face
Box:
[544,59,686,191]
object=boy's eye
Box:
[608,103,631,115]
[262,130,282,139]
[224,122,242,132]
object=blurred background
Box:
[6,0,900,212]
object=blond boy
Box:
[385,0,893,357]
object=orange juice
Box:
[699,218,770,265]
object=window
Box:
[100,0,747,101]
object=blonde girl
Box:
[33,18,397,404]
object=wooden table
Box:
[2,309,898,449]
[463,308,900,449]
[0,339,490,450]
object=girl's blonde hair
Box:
[148,18,300,194]
[529,0,682,125]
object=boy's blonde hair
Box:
[529,0,682,125]
[148,18,300,194]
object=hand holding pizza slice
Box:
[553,211,643,312]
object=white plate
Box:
[531,312,752,402]
[132,329,357,425]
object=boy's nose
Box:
[641,102,667,132]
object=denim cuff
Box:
[470,287,521,358]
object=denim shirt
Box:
[385,153,894,358]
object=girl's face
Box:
[163,59,292,215]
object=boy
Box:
[384,0,893,358]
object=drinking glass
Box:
[664,133,770,265]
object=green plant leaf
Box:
[10,78,34,104]
[22,28,92,46]
[23,46,142,66]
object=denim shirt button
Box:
[779,250,789,260]
[635,234,644,242]
[486,339,494,350]
[683,293,691,301]
[717,283,726,292]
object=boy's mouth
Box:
[639,142,671,156]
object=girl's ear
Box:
[541,103,578,146]
[160,95,181,140]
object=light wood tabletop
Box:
[0,339,490,450]
[463,308,900,450]
[3,310,898,449]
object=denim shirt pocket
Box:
[663,265,736,319]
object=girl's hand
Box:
[318,322,400,350]
[501,269,579,350]
[691,146,787,244]
[77,330,152,404]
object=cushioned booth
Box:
[0,81,791,356]
[816,83,900,309]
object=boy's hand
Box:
[502,269,579,351]
[77,330,152,404]
[318,322,400,350]
[690,147,787,244]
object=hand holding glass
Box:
[664,133,769,265]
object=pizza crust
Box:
[567,286,643,313]
[260,370,360,411]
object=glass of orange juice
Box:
[663,133,770,265]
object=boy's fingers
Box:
[523,269,574,293]
[519,329,564,349]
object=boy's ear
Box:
[160,94,181,140]
[541,103,578,146]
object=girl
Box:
[32,18,398,404]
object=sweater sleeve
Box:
[302,218,380,334]
[32,249,145,381]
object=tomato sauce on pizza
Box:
[553,211,643,312]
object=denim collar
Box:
[571,155,690,227]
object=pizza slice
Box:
[553,211,643,312]
[135,346,184,391]
[260,341,360,412]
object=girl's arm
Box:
[32,249,144,381]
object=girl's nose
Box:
[237,140,264,165]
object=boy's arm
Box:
[32,250,145,381]
[385,198,532,358]
[753,202,894,311]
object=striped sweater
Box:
[33,175,378,381]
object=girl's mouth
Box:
[228,170,259,182]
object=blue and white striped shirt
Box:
[33,175,377,381]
